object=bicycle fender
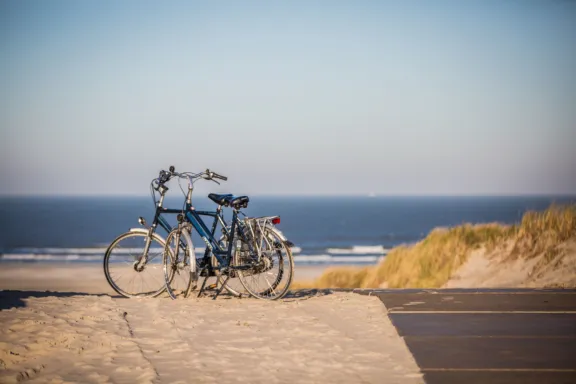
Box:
[267,226,295,248]
[129,228,150,234]
[128,228,166,242]
[179,229,198,277]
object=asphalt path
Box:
[356,288,576,384]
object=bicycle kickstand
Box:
[197,268,210,298]
[212,275,231,301]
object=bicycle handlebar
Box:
[154,166,228,191]
[205,169,228,181]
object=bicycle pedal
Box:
[206,283,218,290]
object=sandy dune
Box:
[0,264,423,384]
[446,240,576,288]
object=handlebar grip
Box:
[213,172,227,181]
[205,168,227,181]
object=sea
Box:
[1,195,575,266]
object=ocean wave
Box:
[9,247,167,254]
[14,247,112,254]
[293,254,381,263]
[293,254,332,262]
[1,247,211,255]
[326,246,389,255]
[1,254,105,261]
[1,246,384,264]
[2,246,383,257]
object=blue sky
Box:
[1,0,575,196]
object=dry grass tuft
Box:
[360,223,511,288]
[511,204,576,258]
[293,266,371,289]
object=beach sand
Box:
[0,263,423,383]
[0,264,333,295]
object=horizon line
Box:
[1,193,576,199]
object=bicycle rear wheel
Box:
[163,226,196,299]
[103,231,167,298]
[235,227,294,300]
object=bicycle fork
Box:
[134,227,156,271]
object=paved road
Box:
[356,288,576,384]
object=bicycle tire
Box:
[163,226,196,299]
[235,226,294,300]
[103,231,167,298]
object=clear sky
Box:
[1,0,575,196]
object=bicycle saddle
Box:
[208,193,233,206]
[229,196,250,209]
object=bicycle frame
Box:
[181,194,288,270]
[137,193,231,267]
[184,201,238,268]
[145,173,286,272]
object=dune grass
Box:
[511,203,576,258]
[291,266,372,290]
[296,204,576,289]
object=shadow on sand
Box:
[0,288,339,310]
[187,288,336,301]
[281,288,335,301]
[0,290,115,311]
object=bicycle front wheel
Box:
[235,227,294,300]
[103,231,167,298]
[163,226,195,299]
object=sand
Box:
[0,264,423,383]
[444,248,535,288]
[445,239,576,289]
[0,264,331,295]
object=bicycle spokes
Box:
[104,232,166,298]
[234,225,294,300]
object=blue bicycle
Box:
[103,166,294,300]
[161,168,295,300]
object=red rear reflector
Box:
[272,217,281,225]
